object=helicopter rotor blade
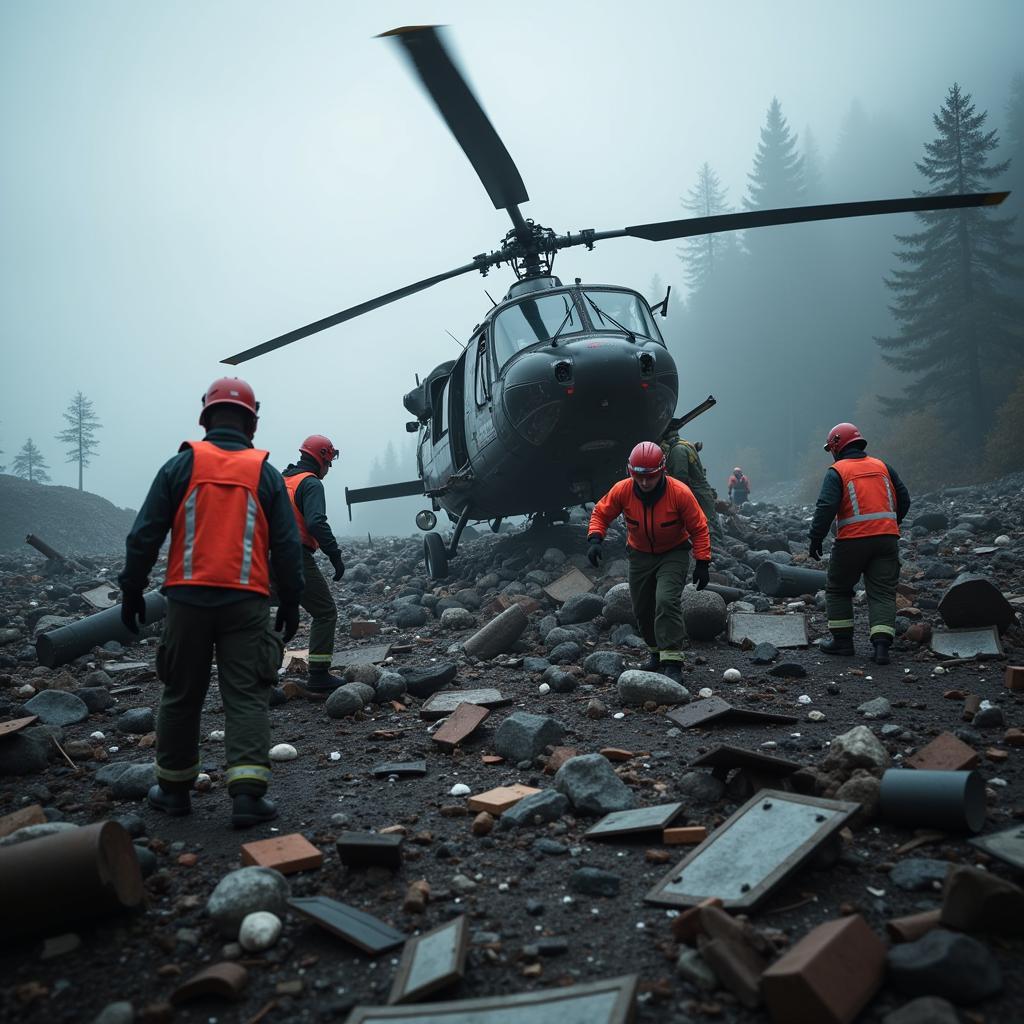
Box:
[381,26,529,220]
[593,191,1009,244]
[221,257,491,365]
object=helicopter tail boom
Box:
[345,479,425,521]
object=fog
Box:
[2,1,1022,533]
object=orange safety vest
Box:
[833,456,900,540]
[165,441,272,594]
[284,471,318,551]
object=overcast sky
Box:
[2,1,1021,521]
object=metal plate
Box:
[371,761,427,778]
[687,745,802,775]
[389,915,468,1004]
[645,790,859,910]
[80,585,118,610]
[585,803,684,839]
[970,825,1024,871]
[667,697,798,730]
[420,689,511,721]
[289,896,406,954]
[543,567,595,604]
[727,612,808,648]
[346,974,638,1024]
[333,644,393,668]
[930,627,1004,660]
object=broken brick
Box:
[885,909,942,943]
[697,933,765,1009]
[0,804,46,840]
[432,703,489,752]
[171,963,248,1004]
[1005,665,1024,692]
[240,833,323,875]
[986,748,1010,763]
[664,826,708,845]
[671,897,723,944]
[1004,728,1024,748]
[467,784,540,815]
[599,747,636,762]
[544,746,579,774]
[350,620,380,639]
[962,694,982,721]
[905,732,979,772]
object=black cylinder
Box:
[755,561,827,598]
[35,591,166,668]
[878,769,986,834]
[706,583,745,604]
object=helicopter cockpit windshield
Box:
[493,292,582,367]
[582,289,663,344]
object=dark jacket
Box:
[809,448,911,544]
[282,455,343,561]
[118,427,304,607]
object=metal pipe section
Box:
[0,821,144,938]
[755,561,827,598]
[706,583,745,604]
[35,591,166,668]
[878,769,986,834]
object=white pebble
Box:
[89,731,105,740]
[722,668,742,683]
[108,746,119,753]
[449,783,471,797]
[797,694,812,704]
[933,666,947,675]
[538,683,550,695]
[238,911,282,952]
[209,729,225,741]
[329,751,341,761]
[994,535,1010,546]
[269,743,297,761]
[990,778,1008,788]
[807,710,826,721]
[612,712,625,720]
[17,684,35,697]
[698,687,713,698]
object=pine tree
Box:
[802,126,825,202]
[875,83,1024,446]
[1005,72,1024,248]
[744,98,803,212]
[679,162,735,292]
[13,439,50,483]
[56,391,101,490]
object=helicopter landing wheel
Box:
[424,531,449,580]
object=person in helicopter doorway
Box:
[661,425,724,544]
[587,442,712,682]
[727,467,751,506]
[282,435,347,694]
[808,422,911,665]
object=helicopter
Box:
[223,25,1007,580]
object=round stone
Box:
[723,668,741,683]
[269,743,298,761]
[238,910,282,952]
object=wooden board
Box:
[432,704,490,751]
[288,896,406,954]
[0,716,38,738]
[388,915,468,1005]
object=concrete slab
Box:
[930,627,1004,660]
[728,612,808,649]
[420,689,511,721]
[80,585,118,610]
[332,643,392,669]
[388,915,468,1005]
[667,697,798,730]
[543,568,595,604]
[970,825,1024,871]
[585,803,684,840]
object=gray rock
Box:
[206,866,292,936]
[83,669,114,689]
[858,697,892,720]
[399,662,458,698]
[938,573,1015,633]
[464,604,528,660]
[923,561,956,580]
[676,948,717,990]
[542,668,578,694]
[0,733,49,775]
[533,837,569,856]
[676,771,726,805]
[835,774,881,816]
[769,661,807,678]
[347,563,372,583]
[890,857,951,892]
[343,681,375,706]
[23,689,89,727]
[110,764,157,799]
[499,790,570,830]
[822,725,890,779]
[617,669,689,706]
[522,657,551,673]
[373,671,407,702]
[544,626,580,648]
[913,511,949,533]
[92,1001,136,1024]
[394,605,430,628]
[325,686,364,719]
[493,712,565,763]
[548,641,581,665]
[602,583,636,626]
[344,663,382,686]
[569,866,621,897]
[33,614,77,636]
[440,607,476,630]
[133,844,158,878]
[542,547,567,566]
[680,588,727,641]
[887,929,1002,1003]
[557,593,605,625]
[973,705,1005,729]
[883,997,959,1024]
[583,651,624,678]
[77,687,114,713]
[117,708,155,734]
[554,753,636,814]
[750,642,778,664]
[0,821,79,847]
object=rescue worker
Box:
[281,435,346,693]
[661,426,723,542]
[587,441,712,682]
[808,422,911,665]
[118,377,304,828]
[727,467,751,506]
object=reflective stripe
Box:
[882,475,895,512]
[240,493,257,585]
[869,625,896,637]
[226,764,272,784]
[846,481,860,517]
[307,654,332,665]
[183,489,198,579]
[658,650,683,663]
[156,762,201,782]
[827,618,855,629]
[837,510,898,527]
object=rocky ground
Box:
[0,474,1023,1024]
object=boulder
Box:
[680,588,727,641]
[557,593,605,625]
[493,712,565,763]
[554,753,636,814]
[822,725,890,779]
[583,651,625,678]
[617,669,689,706]
[602,584,636,626]
[398,662,458,698]
[499,790,570,830]
[886,929,1002,1003]
[207,866,291,936]
[23,690,89,727]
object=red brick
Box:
[697,934,765,1009]
[962,694,982,721]
[905,731,979,771]
[664,826,708,845]
[432,703,489,752]
[350,620,380,639]
[986,747,1010,763]
[240,833,323,874]
[1004,728,1024,747]
[543,746,579,774]
[761,915,886,1024]
[885,908,942,943]
[1005,665,1024,691]
[466,784,540,815]
[0,804,46,840]
[599,747,635,762]
[671,897,722,944]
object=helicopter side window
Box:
[432,376,450,443]
[582,289,663,344]
[492,293,582,368]
[474,333,491,406]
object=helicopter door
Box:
[467,330,496,455]
[447,350,469,471]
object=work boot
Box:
[231,793,279,829]
[871,637,892,665]
[147,784,191,817]
[642,651,660,672]
[302,669,345,695]
[659,661,684,684]
[819,633,855,656]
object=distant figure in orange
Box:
[727,467,751,506]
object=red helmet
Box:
[733,467,743,475]
[199,377,259,427]
[824,422,865,456]
[300,434,340,471]
[627,441,666,481]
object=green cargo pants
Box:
[155,595,282,795]
[628,545,691,662]
[301,548,338,672]
[826,535,900,640]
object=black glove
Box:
[692,560,710,591]
[275,603,300,644]
[120,588,146,634]
[587,536,603,568]
[808,538,823,561]
[329,553,345,582]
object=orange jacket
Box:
[285,471,319,550]
[589,476,711,559]
[833,456,900,539]
[728,473,750,492]
[165,441,272,594]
